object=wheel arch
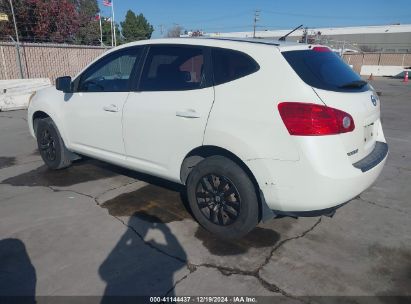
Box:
[31,110,70,154]
[32,111,50,135]
[180,145,255,184]
[180,145,271,222]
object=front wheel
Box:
[186,156,259,239]
[36,118,72,170]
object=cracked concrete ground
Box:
[0,78,410,302]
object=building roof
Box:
[200,37,304,46]
[210,24,411,38]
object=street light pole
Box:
[9,0,24,78]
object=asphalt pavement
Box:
[0,78,410,303]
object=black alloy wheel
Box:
[36,117,72,170]
[39,128,57,162]
[196,174,241,226]
[186,155,259,239]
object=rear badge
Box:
[347,149,359,157]
[371,95,378,106]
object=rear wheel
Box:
[186,156,259,239]
[36,118,72,170]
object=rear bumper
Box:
[273,201,348,218]
[247,138,388,213]
[353,141,388,172]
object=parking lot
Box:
[0,78,410,302]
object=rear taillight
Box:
[278,102,355,136]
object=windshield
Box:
[282,49,370,92]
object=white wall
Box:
[360,65,411,77]
[0,79,51,111]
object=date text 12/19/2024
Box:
[150,296,258,303]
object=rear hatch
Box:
[282,46,381,163]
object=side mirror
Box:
[56,76,72,93]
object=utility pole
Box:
[253,10,260,39]
[9,0,23,78]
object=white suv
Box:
[28,38,388,238]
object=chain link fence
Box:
[0,42,109,82]
[342,53,411,73]
[1,42,411,82]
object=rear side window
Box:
[212,48,260,86]
[282,49,370,92]
[140,45,207,91]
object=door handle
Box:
[176,109,201,119]
[103,104,119,112]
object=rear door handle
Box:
[103,104,119,112]
[176,109,200,119]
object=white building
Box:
[210,24,411,52]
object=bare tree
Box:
[166,25,183,38]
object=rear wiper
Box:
[338,80,368,89]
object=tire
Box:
[36,117,72,170]
[186,156,259,239]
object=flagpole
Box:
[98,13,103,46]
[110,15,113,47]
[112,0,117,46]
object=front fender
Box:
[28,87,69,146]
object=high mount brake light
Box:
[278,102,355,136]
[312,46,331,52]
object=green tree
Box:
[74,0,100,45]
[121,10,154,42]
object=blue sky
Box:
[99,0,411,38]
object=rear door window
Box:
[282,49,370,92]
[212,48,260,85]
[139,45,207,91]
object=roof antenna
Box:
[279,24,303,41]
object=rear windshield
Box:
[282,49,370,92]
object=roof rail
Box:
[200,37,280,46]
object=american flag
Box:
[103,0,112,7]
